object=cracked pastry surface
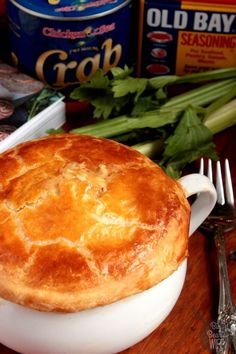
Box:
[0,134,190,312]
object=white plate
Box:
[0,98,66,153]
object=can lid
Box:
[10,0,129,19]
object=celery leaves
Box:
[112,77,148,101]
[163,106,214,158]
[160,107,218,178]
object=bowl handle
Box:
[178,173,217,236]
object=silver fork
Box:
[200,158,236,354]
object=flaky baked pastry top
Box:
[0,134,190,312]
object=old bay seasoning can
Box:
[137,0,236,77]
[7,0,133,88]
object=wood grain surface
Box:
[0,125,236,354]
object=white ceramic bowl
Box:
[0,174,216,354]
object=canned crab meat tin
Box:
[7,0,133,88]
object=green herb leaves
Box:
[70,67,153,119]
[160,107,217,178]
[112,77,148,101]
[27,87,63,120]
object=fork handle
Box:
[215,227,234,313]
[214,227,236,353]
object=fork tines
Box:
[199,158,235,207]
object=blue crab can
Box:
[7,0,133,88]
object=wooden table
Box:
[1,126,236,354]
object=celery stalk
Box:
[132,139,164,158]
[205,98,236,134]
[173,67,236,84]
[160,78,236,109]
[205,90,236,116]
[149,67,236,89]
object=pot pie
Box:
[0,134,190,312]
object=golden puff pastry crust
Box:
[0,134,190,312]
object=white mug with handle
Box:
[179,173,217,235]
[0,173,217,354]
